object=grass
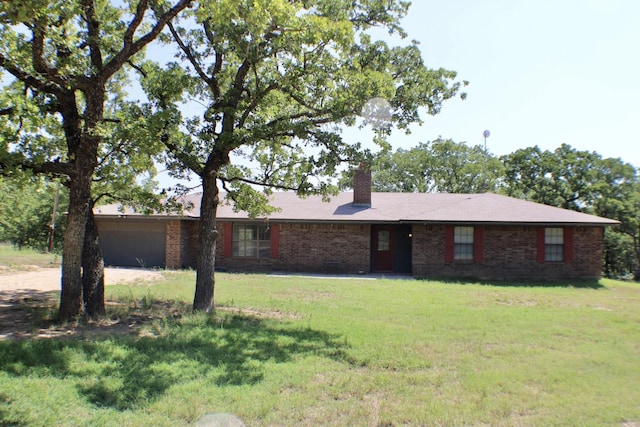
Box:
[0,243,60,270]
[1,270,639,426]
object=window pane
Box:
[545,228,563,244]
[233,225,242,240]
[246,226,257,240]
[259,226,271,240]
[544,228,564,261]
[545,244,564,262]
[232,224,271,258]
[454,227,474,244]
[378,231,390,251]
[454,243,474,260]
[245,241,257,257]
[258,242,271,259]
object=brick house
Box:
[94,170,618,280]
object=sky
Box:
[155,0,640,188]
[355,0,640,166]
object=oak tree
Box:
[150,0,466,311]
[0,0,191,320]
[346,138,503,193]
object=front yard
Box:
[1,269,639,426]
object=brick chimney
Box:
[353,164,371,207]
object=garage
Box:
[97,219,166,268]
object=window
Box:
[454,226,474,261]
[232,224,271,258]
[377,230,390,251]
[545,228,564,262]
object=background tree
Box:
[501,144,602,210]
[341,138,503,193]
[148,0,466,311]
[0,175,67,251]
[589,157,640,278]
[0,0,191,320]
[502,144,639,278]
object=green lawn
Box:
[0,243,60,270]
[1,271,639,426]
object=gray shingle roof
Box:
[94,192,619,226]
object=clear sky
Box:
[356,0,640,166]
[156,0,640,188]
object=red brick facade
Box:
[165,220,199,269]
[166,220,604,280]
[213,222,370,273]
[412,224,603,280]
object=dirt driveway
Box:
[0,267,165,340]
[0,266,163,293]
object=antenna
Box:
[482,130,490,192]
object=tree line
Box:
[0,0,468,320]
[340,139,639,278]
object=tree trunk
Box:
[193,171,220,312]
[82,205,106,318]
[635,230,640,281]
[58,172,92,321]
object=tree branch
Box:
[1,158,75,178]
[31,19,62,84]
[263,109,334,130]
[162,137,203,176]
[81,0,103,71]
[96,139,127,168]
[0,56,61,96]
[100,0,192,82]
[238,82,280,128]
[168,20,214,90]
[219,174,303,192]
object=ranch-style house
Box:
[94,169,618,280]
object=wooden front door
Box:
[373,226,394,272]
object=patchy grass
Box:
[0,243,60,271]
[1,271,640,426]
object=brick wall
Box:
[353,169,372,207]
[173,220,604,280]
[180,221,199,269]
[412,225,603,280]
[279,223,370,273]
[165,220,181,268]
[165,220,199,269]
[215,222,371,274]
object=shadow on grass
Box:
[0,313,356,411]
[422,277,605,289]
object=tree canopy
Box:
[142,0,467,311]
[343,138,503,193]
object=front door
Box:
[373,226,394,272]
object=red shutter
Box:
[270,223,280,259]
[564,227,574,263]
[474,227,484,262]
[444,226,454,263]
[223,223,233,258]
[537,228,546,263]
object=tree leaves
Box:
[350,138,502,193]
